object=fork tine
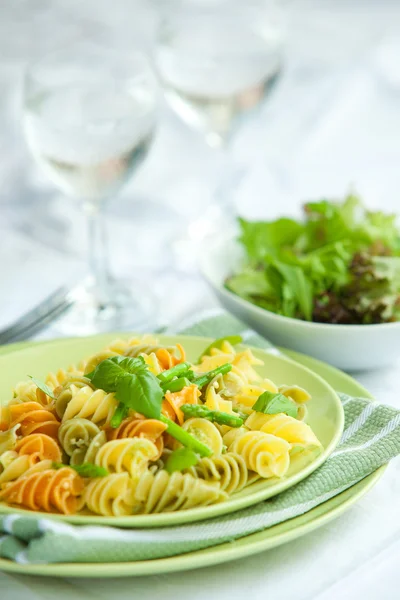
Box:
[0,287,73,344]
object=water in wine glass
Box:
[24,83,156,200]
[156,14,284,143]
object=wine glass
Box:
[154,0,286,262]
[155,0,285,147]
[22,42,160,335]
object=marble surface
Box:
[1,0,400,598]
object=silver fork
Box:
[0,286,75,345]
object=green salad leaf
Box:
[253,391,298,418]
[165,448,199,473]
[226,195,400,324]
[199,336,243,362]
[28,376,56,400]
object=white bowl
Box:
[199,235,400,371]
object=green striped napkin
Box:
[0,310,399,565]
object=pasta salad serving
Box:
[0,336,322,516]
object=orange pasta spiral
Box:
[0,467,85,514]
[108,417,167,459]
[9,402,60,439]
[162,384,200,425]
[155,343,186,370]
[14,433,62,463]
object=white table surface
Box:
[1,1,400,598]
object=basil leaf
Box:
[253,391,298,418]
[87,356,164,420]
[28,375,56,400]
[165,448,199,474]
[52,462,108,477]
[115,370,163,420]
[199,336,243,362]
[86,356,146,391]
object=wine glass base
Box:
[51,277,159,337]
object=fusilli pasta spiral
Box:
[225,429,291,478]
[162,384,200,425]
[108,417,167,459]
[132,470,227,514]
[84,472,135,516]
[8,402,60,439]
[14,433,62,463]
[181,418,223,456]
[58,418,103,465]
[187,452,248,494]
[0,466,85,514]
[94,438,159,482]
[246,413,321,449]
[62,386,117,426]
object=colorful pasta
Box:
[14,433,62,463]
[132,470,227,514]
[187,452,248,494]
[85,472,135,517]
[62,386,117,426]
[181,418,223,456]
[225,429,291,478]
[246,413,321,449]
[59,418,103,465]
[108,417,167,459]
[94,438,159,482]
[0,466,85,514]
[8,402,60,439]
[162,384,200,425]
[0,335,321,516]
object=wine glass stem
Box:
[213,144,246,210]
[84,202,112,308]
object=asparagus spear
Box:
[161,376,192,393]
[192,363,233,388]
[180,404,243,428]
[157,362,192,384]
[110,403,129,428]
[159,415,212,457]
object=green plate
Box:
[0,334,344,528]
[0,340,384,577]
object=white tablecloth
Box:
[1,1,400,598]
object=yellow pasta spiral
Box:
[85,472,135,517]
[181,418,223,456]
[204,382,234,414]
[279,385,311,404]
[53,377,93,419]
[188,452,248,494]
[226,430,291,478]
[62,386,117,427]
[247,413,321,449]
[45,365,84,391]
[132,470,228,514]
[94,438,159,482]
